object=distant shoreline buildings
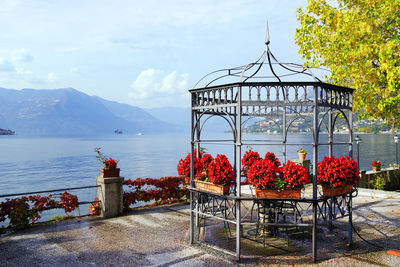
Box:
[0,128,15,135]
[243,117,398,135]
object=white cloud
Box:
[15,68,42,84]
[70,67,80,74]
[12,48,33,62]
[45,72,56,83]
[0,58,15,72]
[129,69,189,107]
[13,68,57,84]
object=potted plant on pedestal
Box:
[247,153,308,199]
[317,156,360,197]
[95,147,120,177]
[195,154,234,195]
[297,148,307,161]
[371,160,382,172]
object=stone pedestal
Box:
[96,176,124,218]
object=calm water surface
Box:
[1,133,398,197]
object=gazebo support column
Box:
[328,109,333,157]
[348,110,354,246]
[189,104,195,244]
[328,109,333,231]
[283,102,287,163]
[312,86,319,263]
[235,85,242,261]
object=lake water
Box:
[0,133,398,218]
[1,132,398,194]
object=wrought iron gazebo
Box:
[188,27,356,262]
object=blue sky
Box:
[0,0,307,108]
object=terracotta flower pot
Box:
[195,180,230,195]
[322,184,353,197]
[298,153,307,161]
[183,175,191,184]
[255,188,301,199]
[372,166,381,172]
[101,168,120,178]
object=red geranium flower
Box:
[177,150,202,177]
[241,150,261,175]
[265,152,281,167]
[105,157,117,169]
[281,161,309,189]
[317,156,360,188]
[195,154,214,181]
[247,158,280,189]
[208,154,234,185]
[371,160,381,167]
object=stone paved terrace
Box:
[1,188,400,266]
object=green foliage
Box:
[296,0,400,126]
[199,147,207,155]
[94,147,119,166]
[369,174,386,190]
[369,123,391,134]
[48,215,73,222]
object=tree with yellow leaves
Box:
[296,0,400,128]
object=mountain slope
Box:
[0,87,175,136]
[93,97,177,132]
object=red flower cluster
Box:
[208,154,234,185]
[246,152,309,190]
[123,176,188,209]
[281,161,309,189]
[95,147,119,169]
[177,151,234,186]
[59,192,79,213]
[371,160,382,167]
[265,152,281,167]
[177,150,202,177]
[241,150,261,175]
[317,156,360,188]
[88,198,101,215]
[0,193,78,229]
[247,158,280,189]
[105,157,118,169]
[197,154,214,181]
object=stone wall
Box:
[358,167,400,190]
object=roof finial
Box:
[265,21,270,45]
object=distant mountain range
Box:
[0,87,181,136]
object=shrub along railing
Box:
[1,176,189,230]
[0,185,100,229]
[123,176,188,210]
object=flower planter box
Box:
[322,184,353,197]
[255,188,301,199]
[101,168,120,178]
[195,180,230,195]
